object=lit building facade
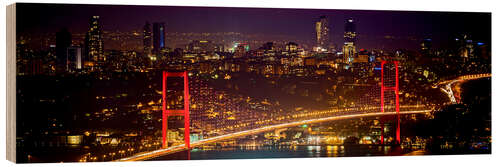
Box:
[315,16,329,52]
[185,40,222,60]
[286,42,298,52]
[342,18,356,63]
[84,16,104,70]
[66,46,83,72]
[284,42,299,57]
[260,42,275,57]
[234,44,246,58]
[143,22,152,56]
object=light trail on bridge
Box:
[117,109,432,162]
[434,73,490,104]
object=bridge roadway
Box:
[117,109,432,161]
[433,73,491,104]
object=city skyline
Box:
[17,3,490,51]
[10,3,491,163]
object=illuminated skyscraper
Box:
[344,18,356,43]
[153,22,166,54]
[143,22,152,56]
[66,46,83,72]
[84,16,104,70]
[315,16,329,52]
[342,18,356,63]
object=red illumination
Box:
[380,61,384,144]
[162,71,191,149]
[395,61,400,144]
[380,61,400,145]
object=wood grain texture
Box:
[6,3,17,163]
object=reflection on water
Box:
[152,145,415,161]
[325,145,342,157]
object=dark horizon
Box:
[16,3,491,51]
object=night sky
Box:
[17,3,491,50]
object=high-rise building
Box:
[344,18,356,43]
[66,46,83,72]
[56,28,71,73]
[152,22,166,54]
[143,22,152,56]
[315,16,329,51]
[342,18,357,63]
[84,16,104,70]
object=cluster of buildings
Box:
[14,13,491,162]
[17,16,104,75]
[16,14,489,81]
[15,15,370,76]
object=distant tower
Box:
[85,16,104,70]
[66,46,83,73]
[143,22,152,56]
[342,18,357,63]
[56,28,71,73]
[153,22,166,54]
[315,16,330,51]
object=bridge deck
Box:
[117,109,432,161]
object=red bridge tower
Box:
[380,61,400,145]
[162,71,190,149]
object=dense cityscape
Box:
[15,3,491,163]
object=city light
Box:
[12,3,491,163]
